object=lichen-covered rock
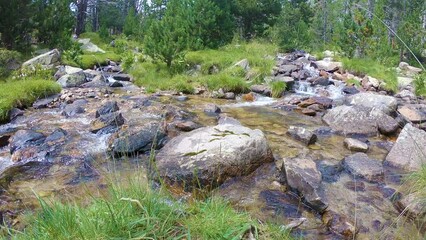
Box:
[347,92,397,115]
[22,49,60,68]
[156,124,273,189]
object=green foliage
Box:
[12,64,55,81]
[270,81,287,98]
[123,7,140,37]
[62,42,84,67]
[32,0,74,50]
[184,197,252,239]
[406,166,426,204]
[99,26,110,42]
[201,72,248,93]
[0,49,21,78]
[342,57,398,92]
[5,175,292,239]
[0,79,61,123]
[414,73,426,97]
[144,0,192,68]
[79,52,121,69]
[276,1,314,52]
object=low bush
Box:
[0,49,21,78]
[414,73,426,97]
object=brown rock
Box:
[298,98,316,108]
[302,108,316,116]
[398,106,423,123]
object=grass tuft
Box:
[414,73,426,97]
[270,81,287,98]
[0,79,61,123]
[3,175,293,240]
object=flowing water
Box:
[0,89,423,239]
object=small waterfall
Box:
[224,94,277,108]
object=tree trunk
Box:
[76,0,88,37]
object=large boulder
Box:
[385,124,426,172]
[78,38,105,53]
[108,121,166,155]
[156,124,273,188]
[57,68,87,88]
[347,93,397,115]
[343,153,384,182]
[314,60,342,72]
[9,130,45,154]
[54,65,84,80]
[323,105,399,136]
[281,157,328,213]
[90,112,125,133]
[22,49,60,68]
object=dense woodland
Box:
[1,0,425,66]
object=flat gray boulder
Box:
[343,153,383,182]
[347,93,397,114]
[385,124,426,172]
[156,124,273,188]
[323,105,399,136]
[22,49,60,68]
[57,68,87,88]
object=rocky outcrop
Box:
[323,105,399,136]
[90,112,125,133]
[385,124,426,172]
[155,124,273,189]
[95,101,119,117]
[280,156,328,213]
[78,38,105,53]
[22,49,60,68]
[343,153,383,182]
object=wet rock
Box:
[344,138,368,152]
[385,124,426,172]
[9,108,24,121]
[109,80,123,88]
[298,98,316,108]
[342,86,359,95]
[322,210,357,238]
[317,160,343,182]
[398,105,426,123]
[112,73,132,82]
[307,104,323,112]
[22,49,60,68]
[156,124,273,189]
[218,115,241,125]
[33,94,60,109]
[224,92,236,100]
[347,92,397,115]
[57,69,87,88]
[309,77,329,86]
[396,193,426,220]
[310,96,333,109]
[108,121,166,154]
[343,153,383,182]
[95,101,119,118]
[250,85,271,96]
[45,128,67,145]
[344,181,366,192]
[281,157,327,213]
[90,112,125,133]
[204,104,221,115]
[83,69,101,80]
[301,108,316,116]
[287,126,317,145]
[174,121,201,132]
[175,95,188,101]
[278,65,299,75]
[61,101,86,117]
[323,106,399,136]
[9,130,45,154]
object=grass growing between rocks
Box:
[414,73,426,97]
[0,79,61,123]
[341,58,398,92]
[130,42,277,94]
[2,175,293,240]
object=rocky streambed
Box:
[1,50,426,239]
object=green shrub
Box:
[341,57,398,92]
[79,52,121,69]
[0,49,21,77]
[62,42,83,67]
[414,73,426,97]
[0,79,61,122]
[270,81,287,98]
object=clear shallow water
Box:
[0,93,423,239]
